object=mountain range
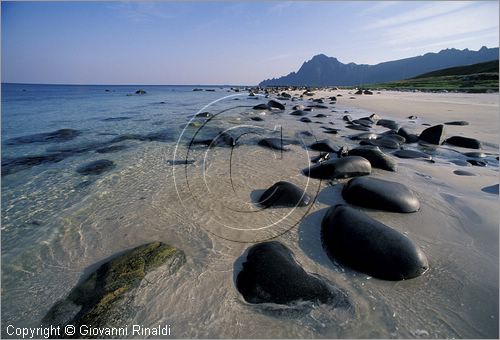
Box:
[259,46,499,87]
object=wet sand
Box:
[2,89,498,338]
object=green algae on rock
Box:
[42,242,185,334]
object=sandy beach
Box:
[2,86,499,338]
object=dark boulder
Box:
[321,205,428,280]
[299,117,312,123]
[348,146,397,172]
[343,177,420,212]
[445,136,482,149]
[419,124,445,145]
[250,116,264,122]
[236,242,349,306]
[268,99,285,110]
[363,90,373,95]
[76,160,115,175]
[258,181,310,208]
[303,156,371,179]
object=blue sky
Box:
[2,1,498,85]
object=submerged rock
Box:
[299,117,312,123]
[258,181,310,208]
[303,156,371,179]
[343,177,420,212]
[5,128,81,145]
[445,136,482,149]
[236,241,350,307]
[76,159,115,175]
[2,153,66,176]
[321,205,428,280]
[95,145,129,154]
[42,242,185,330]
[419,124,445,145]
[348,146,397,172]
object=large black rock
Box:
[343,177,420,212]
[419,124,445,145]
[236,241,349,306]
[321,205,429,280]
[302,156,371,179]
[258,181,310,208]
[268,99,285,110]
[445,136,482,149]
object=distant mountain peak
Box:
[259,46,499,87]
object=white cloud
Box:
[382,3,499,46]
[364,1,475,30]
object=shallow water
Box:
[1,84,498,338]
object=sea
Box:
[1,83,498,338]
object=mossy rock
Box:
[43,242,185,335]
